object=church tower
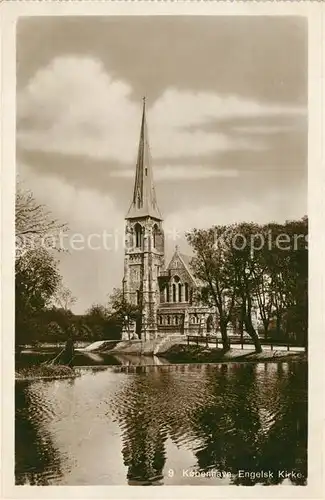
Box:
[123,99,165,341]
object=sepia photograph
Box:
[14,14,308,487]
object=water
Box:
[15,357,307,486]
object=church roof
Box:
[126,99,162,220]
[167,246,198,285]
[178,252,193,270]
[178,252,198,284]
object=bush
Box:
[163,344,224,363]
[15,364,76,380]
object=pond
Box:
[15,356,307,486]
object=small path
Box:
[78,340,113,352]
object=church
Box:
[122,100,215,341]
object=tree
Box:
[83,303,124,341]
[250,226,275,339]
[15,183,68,347]
[188,218,308,352]
[227,223,263,353]
[260,221,292,339]
[279,218,308,346]
[45,321,65,343]
[187,227,239,352]
[15,248,61,347]
[16,181,67,257]
[108,288,142,340]
[51,282,76,311]
[84,304,110,339]
[255,218,307,345]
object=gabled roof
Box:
[167,246,197,285]
[179,253,193,270]
[126,98,162,220]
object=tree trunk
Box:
[220,319,230,352]
[244,296,262,353]
[263,321,269,340]
[63,338,74,367]
[47,338,75,366]
[245,318,262,353]
[275,311,282,336]
[239,318,244,336]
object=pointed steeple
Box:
[126,98,162,220]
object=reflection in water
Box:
[191,363,307,485]
[15,381,65,485]
[17,351,170,368]
[192,364,263,482]
[112,372,173,484]
[119,382,167,484]
[257,363,307,485]
[15,361,307,485]
[112,354,170,366]
[112,363,307,485]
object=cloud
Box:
[19,163,125,313]
[232,124,303,135]
[19,162,124,234]
[164,184,306,238]
[18,57,140,163]
[110,165,238,180]
[164,194,306,239]
[17,56,305,167]
[149,88,305,129]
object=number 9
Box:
[168,468,174,477]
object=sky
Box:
[16,16,307,313]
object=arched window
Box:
[161,286,165,303]
[185,283,189,302]
[166,286,170,303]
[175,315,179,325]
[178,283,182,302]
[136,290,140,305]
[153,224,159,249]
[172,275,180,303]
[172,284,177,302]
[135,223,142,249]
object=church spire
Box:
[126,98,162,220]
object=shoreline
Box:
[15,375,80,382]
[157,344,307,364]
[15,346,306,380]
[15,364,79,382]
[160,354,307,364]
